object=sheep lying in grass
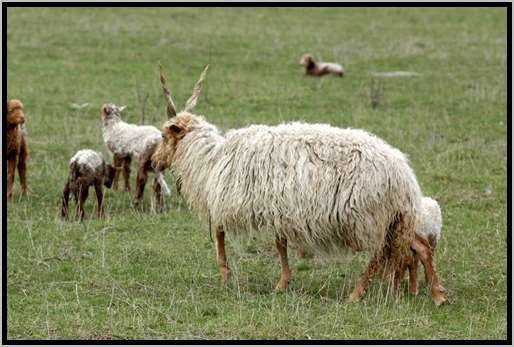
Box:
[101,104,170,209]
[61,149,116,221]
[7,99,29,199]
[395,197,442,295]
[152,65,446,305]
[299,53,344,77]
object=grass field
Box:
[6,7,508,340]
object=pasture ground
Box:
[6,7,508,340]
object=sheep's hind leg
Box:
[349,256,380,303]
[411,234,445,305]
[76,184,89,221]
[94,178,104,218]
[133,157,150,207]
[215,225,230,284]
[152,175,165,212]
[18,137,29,195]
[274,237,291,292]
[122,155,132,192]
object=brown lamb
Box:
[6,99,29,199]
[61,149,117,221]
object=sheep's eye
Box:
[161,133,165,139]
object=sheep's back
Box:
[103,122,161,157]
[70,149,105,177]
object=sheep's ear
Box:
[184,64,209,113]
[102,104,112,115]
[167,124,186,139]
[118,105,126,112]
[169,124,182,134]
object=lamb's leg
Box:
[393,258,409,292]
[349,256,380,303]
[411,234,446,305]
[112,154,122,191]
[61,181,71,218]
[122,155,132,192]
[152,175,164,212]
[296,247,306,258]
[274,236,291,292]
[215,225,230,284]
[17,136,29,195]
[94,178,104,218]
[76,184,89,221]
[133,157,150,206]
[408,256,420,295]
[7,156,17,199]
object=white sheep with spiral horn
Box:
[151,64,446,305]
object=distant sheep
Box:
[152,65,445,305]
[101,104,170,209]
[6,99,29,199]
[299,53,344,77]
[61,149,116,221]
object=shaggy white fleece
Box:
[157,112,423,263]
[102,115,162,158]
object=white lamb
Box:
[101,104,170,209]
[152,65,446,305]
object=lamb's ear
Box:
[183,64,209,113]
[118,105,126,112]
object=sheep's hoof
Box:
[348,292,361,303]
[348,286,366,303]
[274,281,289,292]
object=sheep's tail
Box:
[156,171,171,196]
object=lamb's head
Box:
[6,99,25,126]
[101,103,126,124]
[418,197,442,250]
[299,53,315,67]
[152,64,209,171]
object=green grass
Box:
[6,7,508,340]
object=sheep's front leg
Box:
[215,225,230,284]
[408,256,420,295]
[411,234,446,305]
[94,178,104,218]
[275,237,291,292]
[7,156,17,199]
[152,176,164,212]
